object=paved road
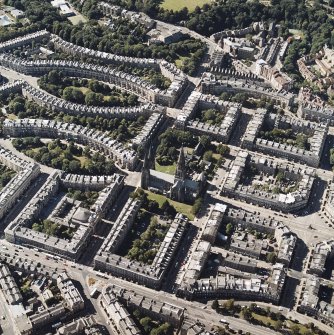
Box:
[0,241,282,335]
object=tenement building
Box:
[175,91,241,144]
[94,199,188,289]
[200,73,295,108]
[5,171,124,260]
[0,146,40,222]
[308,240,334,276]
[3,118,138,170]
[103,284,185,328]
[242,108,328,167]
[221,151,315,212]
[297,87,334,125]
[22,83,159,120]
[178,263,286,304]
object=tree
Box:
[225,223,233,235]
[150,323,171,335]
[85,91,104,106]
[47,70,62,84]
[68,160,81,173]
[223,299,235,312]
[211,299,219,310]
[274,320,283,331]
[199,135,210,148]
[295,133,308,149]
[140,316,152,333]
[217,144,230,156]
[62,87,85,104]
[241,307,252,320]
[192,197,203,215]
[266,252,277,264]
[290,324,300,335]
[203,150,213,162]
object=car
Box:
[219,319,228,324]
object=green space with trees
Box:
[156,130,230,180]
[12,138,116,175]
[259,128,310,150]
[5,94,147,143]
[39,72,138,107]
[132,309,172,335]
[197,108,225,126]
[32,219,76,240]
[126,213,169,264]
[0,164,16,190]
[66,189,99,208]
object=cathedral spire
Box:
[141,146,151,189]
[175,145,186,181]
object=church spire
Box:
[141,146,151,189]
[175,146,186,181]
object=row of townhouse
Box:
[201,201,296,266]
[297,87,334,125]
[242,108,328,167]
[0,146,40,222]
[3,118,138,170]
[0,54,162,104]
[200,72,295,108]
[22,83,159,120]
[0,30,50,53]
[175,91,242,143]
[50,33,158,69]
[131,112,166,149]
[4,171,123,260]
[0,50,186,107]
[0,80,24,96]
[221,151,315,213]
[99,286,141,335]
[298,276,334,327]
[94,202,188,289]
[50,33,188,107]
[176,200,292,303]
[101,284,184,329]
[61,173,122,191]
[178,263,286,303]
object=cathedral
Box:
[141,146,206,203]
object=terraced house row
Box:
[3,118,138,170]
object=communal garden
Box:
[12,137,116,175]
[39,71,138,107]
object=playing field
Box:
[160,0,212,12]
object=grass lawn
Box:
[73,155,89,166]
[69,86,91,95]
[252,313,279,328]
[145,190,194,220]
[160,0,212,12]
[289,29,304,39]
[175,56,189,69]
[68,14,87,25]
[286,321,310,335]
[7,113,18,120]
[155,161,177,175]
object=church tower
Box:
[141,147,151,190]
[175,146,186,181]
